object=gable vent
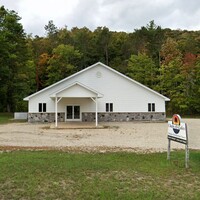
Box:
[96,71,102,78]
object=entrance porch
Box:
[50,82,103,127]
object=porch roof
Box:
[50,82,103,98]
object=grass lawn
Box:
[0,151,200,199]
[0,113,27,124]
[0,113,13,124]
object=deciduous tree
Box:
[127,53,157,89]
[0,6,29,112]
[47,44,82,85]
[158,38,185,113]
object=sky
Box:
[0,0,200,36]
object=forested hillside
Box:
[0,6,200,115]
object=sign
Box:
[167,114,189,168]
[168,114,188,144]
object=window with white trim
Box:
[106,103,113,112]
[39,103,46,112]
[148,103,155,112]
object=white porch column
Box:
[95,97,98,127]
[55,96,58,127]
[91,97,98,127]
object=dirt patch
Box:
[0,119,199,152]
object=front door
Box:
[66,105,80,121]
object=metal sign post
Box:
[167,114,189,168]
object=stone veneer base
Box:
[28,113,65,123]
[82,112,165,122]
[28,112,166,123]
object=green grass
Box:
[0,113,27,124]
[0,151,200,199]
[0,113,13,124]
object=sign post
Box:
[167,114,189,168]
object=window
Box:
[106,103,109,112]
[148,103,151,112]
[152,103,155,112]
[110,103,113,112]
[106,103,113,112]
[148,103,155,112]
[39,103,46,112]
[39,103,42,112]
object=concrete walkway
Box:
[50,122,105,129]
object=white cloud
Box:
[18,0,80,35]
[0,0,200,36]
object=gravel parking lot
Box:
[0,119,199,152]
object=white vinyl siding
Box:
[27,63,167,113]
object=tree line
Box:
[0,6,200,115]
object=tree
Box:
[71,27,93,69]
[36,53,50,90]
[45,20,58,37]
[44,20,59,50]
[0,6,29,112]
[109,32,132,73]
[182,54,200,114]
[181,53,197,96]
[134,20,164,67]
[160,38,182,66]
[47,44,82,85]
[127,53,157,89]
[57,27,73,46]
[26,35,51,91]
[191,56,200,113]
[93,27,111,65]
[14,59,36,111]
[158,38,185,113]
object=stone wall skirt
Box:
[28,113,65,123]
[28,112,166,123]
[82,112,166,122]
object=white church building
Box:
[24,62,170,126]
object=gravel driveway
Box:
[0,119,199,152]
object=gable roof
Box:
[49,81,103,98]
[24,62,170,101]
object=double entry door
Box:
[66,105,80,121]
